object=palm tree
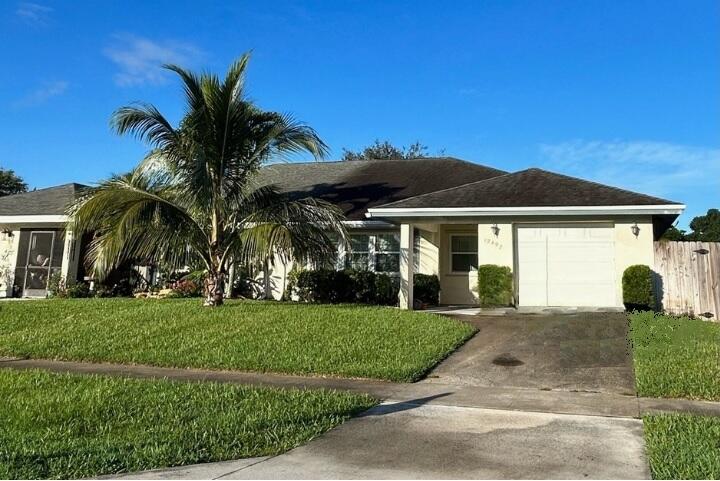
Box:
[70,53,347,306]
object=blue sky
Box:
[1,0,718,228]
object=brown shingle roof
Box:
[374,168,681,209]
[257,158,507,220]
[0,183,87,216]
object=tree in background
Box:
[70,54,347,306]
[341,139,434,161]
[686,209,720,241]
[660,225,687,241]
[660,209,720,242]
[0,168,28,197]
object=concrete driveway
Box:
[120,400,649,480]
[424,312,636,395]
[110,312,649,480]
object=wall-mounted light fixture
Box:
[491,224,500,237]
[1,229,13,238]
[631,223,640,238]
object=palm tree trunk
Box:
[203,270,225,306]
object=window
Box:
[345,234,370,270]
[450,235,478,272]
[374,233,400,272]
[342,233,401,273]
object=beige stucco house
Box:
[257,158,683,309]
[0,184,85,299]
[0,158,684,308]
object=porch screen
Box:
[12,229,65,297]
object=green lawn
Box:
[0,369,375,479]
[0,298,474,382]
[628,311,720,401]
[643,414,720,479]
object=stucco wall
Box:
[473,216,655,307]
[438,224,479,305]
[254,217,656,307]
[477,220,514,268]
[255,226,441,301]
[0,230,20,297]
[414,225,439,276]
[612,217,654,306]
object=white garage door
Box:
[516,224,616,307]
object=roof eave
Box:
[0,214,69,225]
[365,204,686,219]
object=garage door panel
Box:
[516,230,547,305]
[517,224,616,307]
[518,257,547,306]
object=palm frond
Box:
[69,171,210,278]
[81,53,343,300]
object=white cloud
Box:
[538,140,720,200]
[13,80,68,107]
[16,2,52,25]
[103,34,203,87]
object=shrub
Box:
[65,282,92,298]
[295,269,354,303]
[346,269,377,304]
[623,264,656,311]
[477,265,513,307]
[169,279,202,298]
[47,273,92,299]
[47,272,63,298]
[414,274,440,306]
[291,268,399,306]
[374,273,398,306]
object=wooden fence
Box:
[654,241,720,321]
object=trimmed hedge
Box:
[414,274,440,306]
[295,270,353,303]
[291,270,442,308]
[622,264,656,311]
[294,269,398,306]
[374,274,398,306]
[346,269,377,304]
[478,265,514,307]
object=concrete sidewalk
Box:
[2,357,719,419]
[108,402,650,480]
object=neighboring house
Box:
[0,184,86,298]
[0,158,684,309]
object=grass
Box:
[628,311,720,401]
[0,369,376,479]
[643,414,720,479]
[0,298,475,382]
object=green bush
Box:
[623,264,656,311]
[292,269,399,306]
[477,265,513,307]
[295,269,354,303]
[414,274,440,306]
[47,273,92,299]
[375,273,398,306]
[346,269,377,304]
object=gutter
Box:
[365,204,686,218]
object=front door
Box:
[22,231,57,297]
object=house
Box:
[256,158,683,309]
[0,184,86,298]
[0,158,684,308]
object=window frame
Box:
[339,231,402,275]
[373,232,400,273]
[449,233,479,274]
[343,234,372,271]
